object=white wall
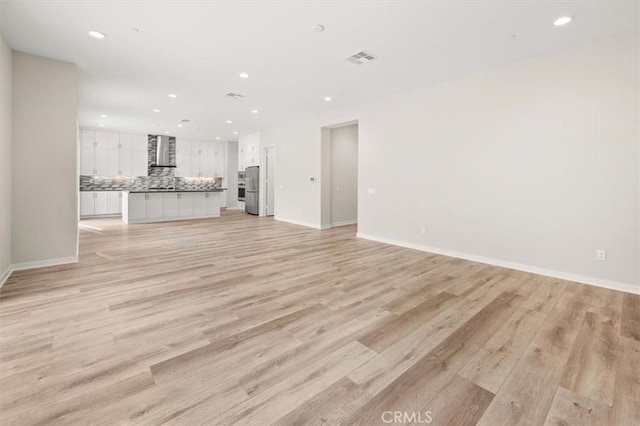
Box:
[261,33,639,293]
[226,140,238,209]
[12,51,78,267]
[330,125,358,226]
[0,33,12,284]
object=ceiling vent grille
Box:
[225,92,245,100]
[346,51,377,65]
[181,119,191,123]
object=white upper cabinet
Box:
[79,129,148,177]
[119,134,132,176]
[130,134,148,177]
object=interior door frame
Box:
[260,144,276,217]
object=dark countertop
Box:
[122,189,227,193]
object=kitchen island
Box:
[122,189,226,224]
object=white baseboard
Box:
[275,217,322,229]
[0,265,13,288]
[330,220,358,228]
[11,256,79,272]
[356,233,639,295]
[123,214,220,225]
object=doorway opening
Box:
[320,120,358,229]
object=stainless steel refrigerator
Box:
[245,166,259,215]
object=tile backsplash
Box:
[80,175,222,192]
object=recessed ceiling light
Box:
[239,72,249,79]
[88,30,107,39]
[216,136,221,140]
[324,96,332,102]
[226,120,232,124]
[553,16,574,26]
[233,131,238,135]
[177,124,183,127]
[98,124,104,127]
[100,114,108,118]
[132,28,140,33]
[164,131,170,134]
[251,109,259,114]
[153,109,160,112]
[312,24,325,33]
[168,93,177,98]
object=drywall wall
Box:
[330,125,358,226]
[261,33,639,293]
[0,33,12,284]
[12,51,78,267]
[226,140,239,209]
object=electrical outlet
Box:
[596,250,606,261]
[421,226,426,235]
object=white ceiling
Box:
[1,1,637,141]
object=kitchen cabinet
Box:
[147,193,164,220]
[175,139,192,178]
[79,129,148,177]
[124,192,163,222]
[107,192,122,214]
[205,192,219,215]
[127,193,148,221]
[163,193,179,218]
[80,192,95,216]
[192,193,206,216]
[80,191,121,217]
[130,134,149,177]
[174,139,224,178]
[122,191,222,224]
[178,193,193,217]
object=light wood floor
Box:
[1,210,638,425]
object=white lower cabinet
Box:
[127,194,148,221]
[205,192,219,215]
[147,194,164,220]
[80,191,122,217]
[163,193,179,217]
[178,193,193,217]
[123,191,222,224]
[192,193,206,216]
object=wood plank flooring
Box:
[0,210,638,425]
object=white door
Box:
[163,193,179,218]
[265,146,275,216]
[147,193,164,219]
[192,193,206,216]
[131,134,148,176]
[94,192,108,215]
[176,153,191,177]
[128,193,148,220]
[80,192,95,216]
[178,193,193,217]
[119,134,132,176]
[106,133,120,176]
[81,129,95,148]
[205,192,220,216]
[106,192,121,214]
[80,146,95,175]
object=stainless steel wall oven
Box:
[237,171,246,202]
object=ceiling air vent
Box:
[346,50,377,65]
[181,119,190,123]
[225,92,245,100]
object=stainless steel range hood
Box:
[155,135,174,167]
